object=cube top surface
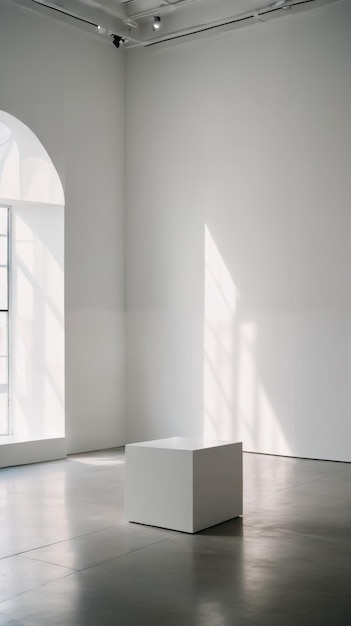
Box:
[126,437,241,451]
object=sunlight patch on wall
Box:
[203,224,238,441]
[203,224,290,454]
[238,321,290,455]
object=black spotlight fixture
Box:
[152,16,161,31]
[112,35,124,49]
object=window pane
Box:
[0,313,7,356]
[0,392,8,435]
[0,267,7,309]
[0,358,8,384]
[0,236,7,265]
[0,207,7,236]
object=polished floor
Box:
[0,449,350,625]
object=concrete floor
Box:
[0,449,350,625]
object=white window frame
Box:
[0,205,10,436]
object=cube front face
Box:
[126,439,243,533]
[126,446,194,532]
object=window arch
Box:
[0,111,65,467]
[0,111,64,205]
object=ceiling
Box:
[10,0,341,47]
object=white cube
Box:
[125,437,242,533]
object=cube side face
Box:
[125,445,193,532]
[193,442,243,532]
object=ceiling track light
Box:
[152,16,161,31]
[30,1,129,48]
[112,35,124,48]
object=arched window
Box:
[0,111,65,467]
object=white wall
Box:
[0,1,125,453]
[63,21,125,453]
[125,1,351,461]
